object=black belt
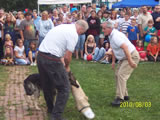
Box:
[38,51,61,62]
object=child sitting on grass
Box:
[84,35,96,61]
[1,34,14,65]
[136,40,148,62]
[100,42,112,64]
[147,36,160,62]
[28,41,38,66]
[14,39,28,65]
[1,47,14,65]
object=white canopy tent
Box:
[38,0,92,5]
[37,0,92,14]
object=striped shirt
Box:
[119,19,131,34]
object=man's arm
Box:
[120,43,137,68]
[19,30,24,41]
[63,50,72,72]
[138,24,143,38]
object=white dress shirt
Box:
[39,24,78,57]
[109,29,135,60]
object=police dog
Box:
[23,72,79,110]
[23,73,41,110]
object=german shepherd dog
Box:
[23,73,41,110]
[23,72,79,110]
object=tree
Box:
[0,0,37,11]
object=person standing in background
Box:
[19,12,38,54]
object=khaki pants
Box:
[71,81,90,111]
[115,50,140,99]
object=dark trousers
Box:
[147,55,160,62]
[0,38,4,59]
[37,52,70,118]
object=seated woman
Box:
[28,41,38,66]
[99,42,112,64]
[93,42,112,62]
[84,35,96,61]
[14,39,28,65]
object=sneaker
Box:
[33,62,37,66]
[100,60,109,64]
[81,107,95,119]
[30,62,34,66]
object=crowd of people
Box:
[0,4,160,66]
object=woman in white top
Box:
[108,11,118,29]
[36,11,54,46]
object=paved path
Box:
[0,66,47,120]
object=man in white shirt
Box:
[37,20,88,120]
[101,21,140,107]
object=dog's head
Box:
[24,81,37,95]
[23,73,41,96]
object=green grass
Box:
[29,59,160,120]
[0,66,9,120]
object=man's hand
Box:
[68,71,79,88]
[112,62,115,70]
[156,17,160,22]
[63,50,72,72]
[128,60,137,68]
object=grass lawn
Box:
[0,66,8,120]
[30,59,160,120]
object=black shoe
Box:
[111,97,124,107]
[124,96,130,101]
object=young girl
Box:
[14,39,28,65]
[99,42,113,64]
[1,47,14,65]
[28,41,38,66]
[84,35,96,61]
[136,40,148,61]
[147,36,160,62]
[4,34,14,58]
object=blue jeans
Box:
[75,34,86,51]
[94,35,99,47]
[24,39,39,55]
[93,47,106,61]
[39,36,45,47]
[15,58,28,65]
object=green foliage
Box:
[0,0,37,11]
